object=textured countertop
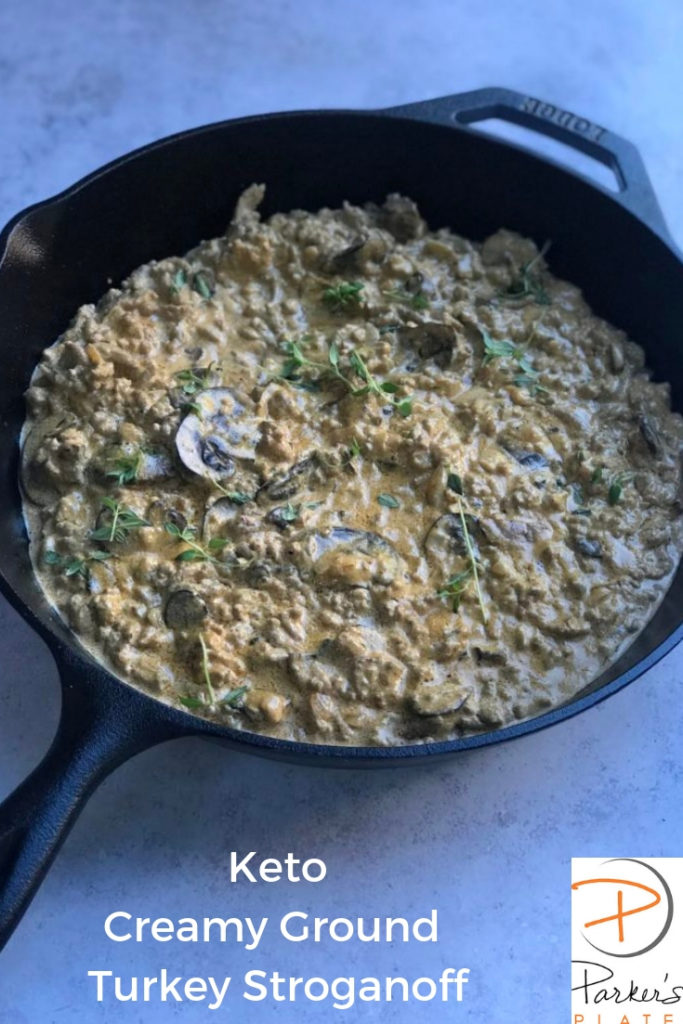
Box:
[1,1,682,1020]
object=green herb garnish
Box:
[170,268,187,294]
[192,271,214,300]
[279,339,412,417]
[447,471,464,496]
[164,521,228,562]
[377,493,400,509]
[502,241,551,304]
[221,685,248,709]
[91,498,149,543]
[174,365,214,396]
[384,287,430,311]
[437,567,474,612]
[322,281,364,310]
[436,498,487,621]
[44,549,111,579]
[180,637,247,712]
[480,328,548,397]
[608,472,632,506]
[349,437,362,458]
[224,491,252,505]
[105,450,143,486]
[457,496,487,624]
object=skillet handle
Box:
[0,651,175,952]
[386,87,672,243]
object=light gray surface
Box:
[1,1,682,1019]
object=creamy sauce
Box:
[21,186,683,745]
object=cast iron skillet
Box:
[1,87,682,951]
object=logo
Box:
[572,858,673,957]
[571,858,683,1023]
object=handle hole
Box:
[458,116,621,193]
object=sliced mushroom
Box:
[399,322,458,368]
[306,527,402,586]
[423,513,479,562]
[164,589,207,629]
[574,537,603,559]
[506,449,549,470]
[258,454,320,502]
[324,233,368,273]
[379,194,424,242]
[20,415,70,506]
[176,388,261,480]
[638,414,663,457]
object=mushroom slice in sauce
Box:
[20,415,70,506]
[505,448,550,471]
[164,589,207,629]
[399,322,458,368]
[424,512,479,562]
[305,527,402,586]
[258,454,320,502]
[175,388,261,480]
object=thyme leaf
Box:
[170,268,187,294]
[608,472,632,506]
[192,271,214,300]
[377,493,400,509]
[322,281,364,310]
[221,685,248,709]
[447,471,464,495]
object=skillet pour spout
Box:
[0,86,682,952]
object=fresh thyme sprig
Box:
[608,471,633,506]
[179,634,248,711]
[280,339,413,417]
[456,496,488,623]
[164,521,228,562]
[105,449,143,486]
[322,281,364,310]
[174,364,214,397]
[91,498,149,543]
[501,240,552,304]
[436,484,488,624]
[44,549,111,580]
[480,328,548,396]
[437,567,474,612]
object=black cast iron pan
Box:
[1,87,682,951]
